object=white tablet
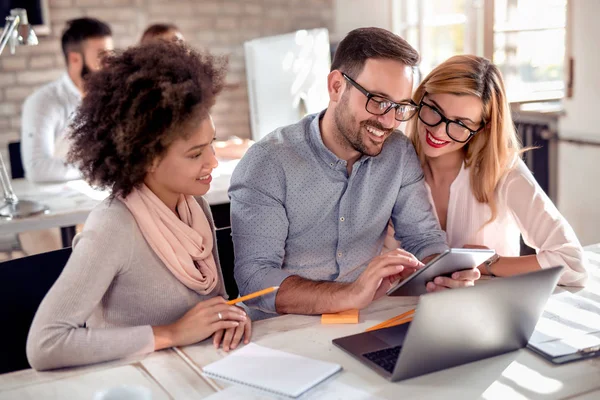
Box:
[386,248,496,296]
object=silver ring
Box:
[217,312,222,320]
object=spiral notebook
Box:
[527,290,600,364]
[202,343,342,398]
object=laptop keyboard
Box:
[363,346,402,373]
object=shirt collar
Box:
[61,72,82,100]
[307,110,371,171]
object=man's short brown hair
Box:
[331,27,420,78]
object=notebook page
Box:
[530,331,600,358]
[202,343,342,398]
[202,379,382,400]
[529,290,600,345]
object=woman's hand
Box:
[463,244,496,275]
[152,297,247,350]
[425,267,481,292]
[212,305,252,352]
[425,245,485,292]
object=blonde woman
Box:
[390,55,587,288]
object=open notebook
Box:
[202,343,342,398]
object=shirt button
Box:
[337,252,342,258]
[340,217,345,222]
[330,163,334,167]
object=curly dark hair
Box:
[67,41,227,198]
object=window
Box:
[393,0,567,102]
[0,0,51,36]
[493,0,566,102]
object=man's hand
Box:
[347,249,424,309]
[274,249,425,315]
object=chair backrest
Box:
[8,141,24,179]
[0,248,72,374]
[215,227,239,299]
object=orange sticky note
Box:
[321,309,359,324]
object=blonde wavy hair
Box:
[408,55,522,223]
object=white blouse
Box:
[386,159,588,286]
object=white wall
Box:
[559,1,600,138]
[557,0,600,246]
[333,0,393,40]
[558,144,599,246]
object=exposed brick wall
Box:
[0,0,334,170]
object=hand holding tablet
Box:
[386,248,496,296]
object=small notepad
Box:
[321,309,359,324]
[202,343,342,398]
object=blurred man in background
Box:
[21,17,112,183]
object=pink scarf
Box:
[121,184,218,295]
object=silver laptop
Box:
[333,266,563,381]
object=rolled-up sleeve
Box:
[229,144,292,313]
[21,93,81,183]
[505,161,588,286]
[391,143,448,260]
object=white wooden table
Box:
[0,159,239,237]
[1,244,599,399]
[0,350,215,400]
[178,244,600,400]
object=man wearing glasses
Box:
[229,27,480,316]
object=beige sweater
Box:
[26,197,227,371]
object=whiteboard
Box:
[244,28,331,141]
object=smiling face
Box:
[145,115,219,199]
[333,58,414,157]
[417,92,485,159]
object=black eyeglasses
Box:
[418,100,486,143]
[341,73,419,122]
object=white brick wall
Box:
[0,0,334,161]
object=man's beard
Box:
[80,52,91,79]
[333,93,393,157]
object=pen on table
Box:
[376,316,414,330]
[578,345,600,354]
[227,286,279,305]
[365,309,415,332]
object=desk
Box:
[0,159,240,244]
[1,244,599,399]
[0,350,215,400]
[179,244,600,400]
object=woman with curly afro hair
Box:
[27,41,251,371]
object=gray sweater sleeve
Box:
[26,205,155,371]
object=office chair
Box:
[8,141,24,179]
[0,247,72,374]
[215,226,239,299]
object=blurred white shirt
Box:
[21,73,82,182]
